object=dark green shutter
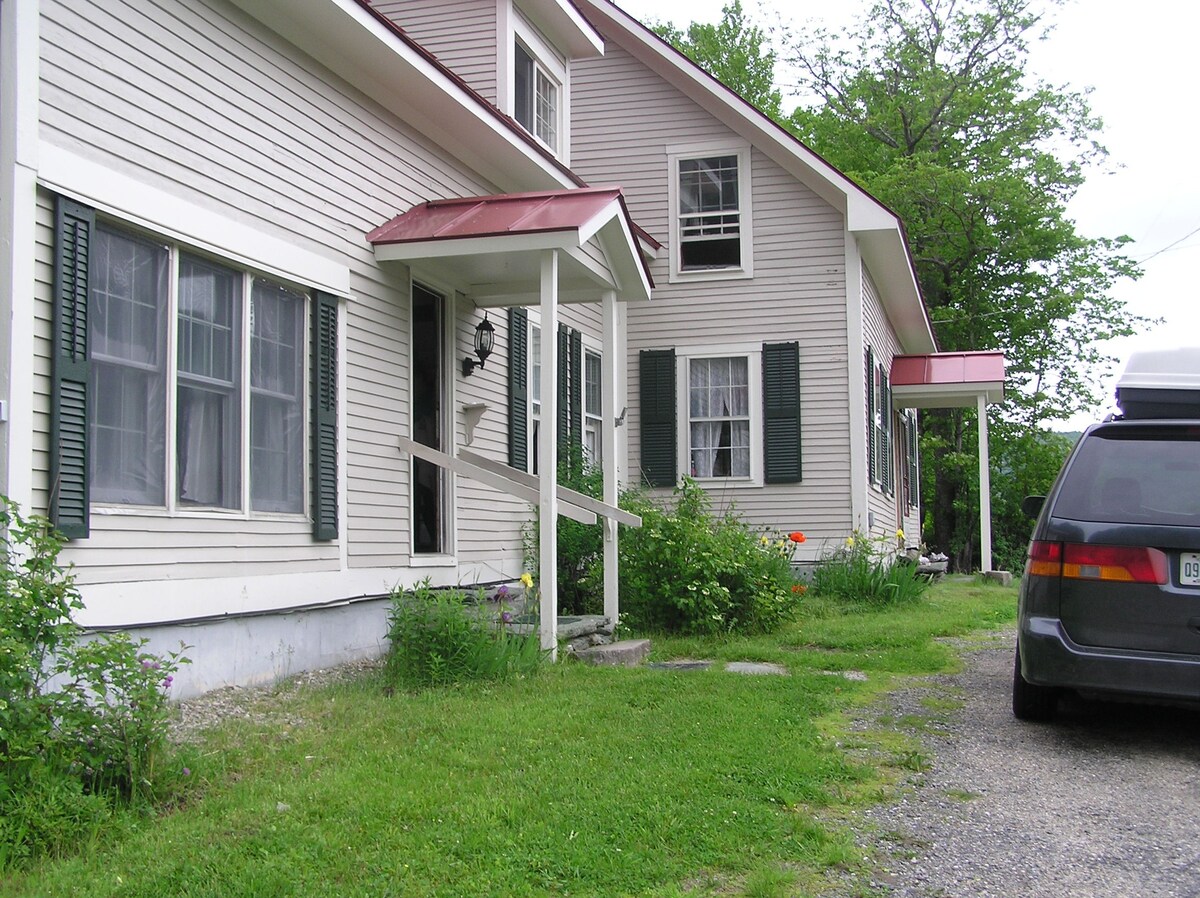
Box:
[639,349,676,487]
[311,291,338,540]
[556,324,569,463]
[881,375,892,495]
[50,197,94,539]
[907,413,919,510]
[508,307,528,471]
[763,342,802,484]
[866,347,876,485]
[569,327,583,457]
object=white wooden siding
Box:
[34,0,533,585]
[571,44,854,543]
[372,0,499,104]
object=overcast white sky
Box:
[614,0,1200,428]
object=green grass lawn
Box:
[1,578,1015,898]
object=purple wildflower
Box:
[501,610,514,624]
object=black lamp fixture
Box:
[462,312,496,377]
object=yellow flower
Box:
[896,529,905,541]
[520,572,534,589]
[845,536,855,548]
[760,535,770,546]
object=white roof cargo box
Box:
[1115,347,1200,418]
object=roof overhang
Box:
[518,0,606,58]
[368,187,652,304]
[859,229,936,353]
[227,0,576,193]
[890,351,1005,408]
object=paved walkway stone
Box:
[724,661,789,676]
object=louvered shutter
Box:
[881,375,893,495]
[907,413,920,510]
[50,197,94,539]
[508,307,528,471]
[556,324,570,463]
[763,342,802,483]
[569,327,583,461]
[639,349,676,487]
[311,291,338,540]
[866,346,876,485]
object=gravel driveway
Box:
[821,628,1200,898]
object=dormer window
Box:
[514,39,559,151]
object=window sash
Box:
[514,39,559,152]
[676,154,744,271]
[88,222,308,516]
[687,356,751,479]
[89,225,169,505]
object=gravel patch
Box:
[168,657,383,744]
[817,628,1200,898]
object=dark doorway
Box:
[412,283,445,554]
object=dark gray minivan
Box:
[1014,350,1200,720]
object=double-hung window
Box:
[90,222,306,515]
[584,349,602,464]
[513,38,560,152]
[668,145,753,281]
[687,355,751,478]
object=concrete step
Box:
[574,638,651,667]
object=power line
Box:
[1137,224,1200,265]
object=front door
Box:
[412,283,446,554]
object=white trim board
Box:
[37,144,352,297]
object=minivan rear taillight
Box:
[1026,540,1168,584]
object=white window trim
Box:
[89,219,311,522]
[666,141,754,284]
[675,344,763,487]
[503,7,570,161]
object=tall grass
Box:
[385,580,545,688]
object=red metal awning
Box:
[368,187,629,245]
[890,351,1005,408]
[367,186,652,304]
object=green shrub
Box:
[811,530,931,608]
[385,580,545,688]
[0,496,188,869]
[617,478,801,634]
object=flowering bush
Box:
[811,529,930,608]
[617,478,802,634]
[0,497,189,869]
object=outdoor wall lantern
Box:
[462,312,496,377]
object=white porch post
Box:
[977,391,993,573]
[538,250,559,659]
[601,289,619,624]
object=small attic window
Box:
[514,39,559,152]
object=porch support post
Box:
[601,289,619,624]
[538,249,559,659]
[977,391,993,573]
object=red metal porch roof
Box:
[890,351,1005,408]
[367,186,627,245]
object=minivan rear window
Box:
[1052,425,1200,524]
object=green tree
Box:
[659,0,1145,569]
[652,1,784,119]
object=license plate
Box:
[1183,553,1200,587]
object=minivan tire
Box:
[1012,646,1059,722]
